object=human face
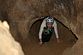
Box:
[47,22,53,28]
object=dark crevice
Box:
[30,17,78,44]
[27,17,78,55]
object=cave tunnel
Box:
[0,13,78,55]
[27,17,78,55]
[0,0,80,55]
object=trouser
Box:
[42,27,53,42]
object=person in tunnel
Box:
[39,16,59,45]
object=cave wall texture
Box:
[0,0,83,55]
[0,21,24,55]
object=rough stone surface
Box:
[0,0,83,55]
[0,21,24,55]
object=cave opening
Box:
[30,18,78,43]
[28,18,78,55]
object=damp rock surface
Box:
[0,0,83,55]
[0,21,24,55]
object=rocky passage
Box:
[0,0,83,55]
[21,20,77,55]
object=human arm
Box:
[39,19,46,42]
[53,21,60,42]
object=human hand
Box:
[39,39,43,45]
[56,38,60,43]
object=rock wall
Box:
[6,0,77,40]
[63,0,83,55]
[0,21,24,55]
[0,0,83,55]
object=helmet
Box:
[46,16,54,23]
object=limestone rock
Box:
[0,21,24,55]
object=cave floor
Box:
[22,35,75,55]
[20,20,77,55]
